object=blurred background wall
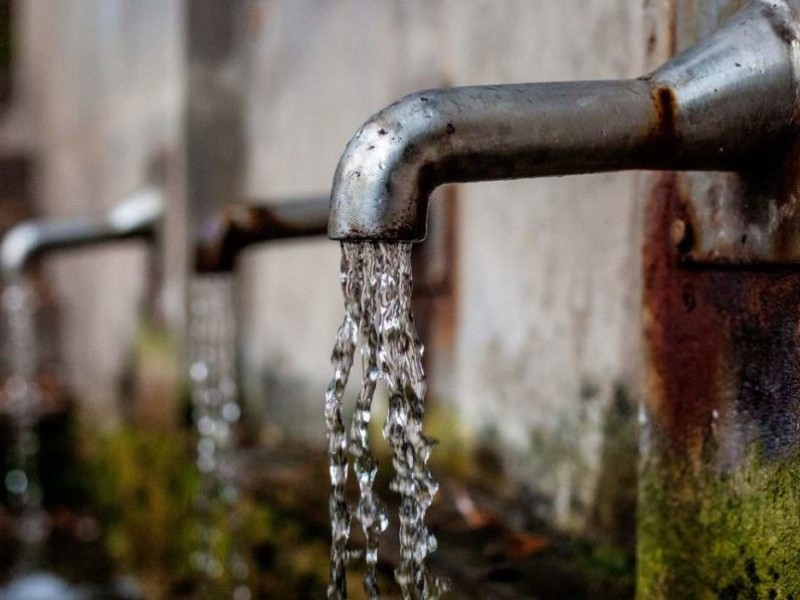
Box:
[1,0,650,537]
[2,0,184,423]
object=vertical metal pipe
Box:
[184,0,250,254]
[639,1,800,597]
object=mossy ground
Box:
[1,403,637,598]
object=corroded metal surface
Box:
[638,1,800,596]
[640,172,800,597]
[644,174,800,458]
[672,0,800,265]
[642,0,800,462]
[194,197,330,273]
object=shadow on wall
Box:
[477,337,639,548]
[588,384,638,551]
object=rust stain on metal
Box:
[194,207,251,273]
[194,201,329,273]
[645,173,800,461]
[647,85,680,151]
[669,218,694,254]
[644,173,724,459]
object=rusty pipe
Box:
[0,186,163,281]
[194,197,330,273]
[329,0,800,241]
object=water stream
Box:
[326,242,448,599]
[188,275,250,600]
[1,278,47,568]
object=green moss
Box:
[638,445,800,599]
[83,426,340,598]
[86,428,273,597]
[590,384,638,550]
[86,428,201,597]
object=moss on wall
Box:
[638,445,800,599]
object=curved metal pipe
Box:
[194,197,330,273]
[329,0,800,241]
[0,186,163,281]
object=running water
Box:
[325,242,448,599]
[188,275,250,600]
[1,278,47,564]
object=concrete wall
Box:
[241,0,646,531]
[7,0,647,532]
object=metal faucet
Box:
[329,0,800,241]
[0,186,163,281]
[194,197,330,273]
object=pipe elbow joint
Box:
[106,186,163,238]
[194,203,259,274]
[0,223,42,280]
[195,198,331,273]
[329,90,457,242]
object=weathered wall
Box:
[241,0,646,531]
[11,0,184,423]
[8,0,647,532]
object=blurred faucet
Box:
[0,186,163,281]
[329,0,800,241]
[194,197,330,273]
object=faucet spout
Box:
[0,186,163,281]
[329,0,800,241]
[194,197,330,273]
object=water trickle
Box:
[1,278,47,562]
[188,275,250,599]
[325,244,362,599]
[325,242,448,599]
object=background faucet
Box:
[194,197,330,274]
[329,0,799,242]
[0,186,163,282]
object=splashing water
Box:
[188,275,250,600]
[326,242,448,599]
[1,278,47,562]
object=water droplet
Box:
[5,469,28,494]
[2,285,27,311]
[190,361,209,382]
[222,401,241,422]
[233,586,252,600]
